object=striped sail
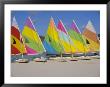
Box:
[82,20,100,52]
[43,17,63,54]
[11,17,26,55]
[22,17,45,55]
[68,20,89,53]
[57,20,76,53]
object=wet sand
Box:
[11,57,100,77]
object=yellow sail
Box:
[82,20,100,52]
[68,20,89,53]
[57,20,76,53]
[11,17,26,55]
[43,17,63,54]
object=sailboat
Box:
[43,17,64,56]
[11,17,28,63]
[82,20,100,59]
[68,20,90,57]
[57,20,76,53]
[57,20,78,61]
[82,20,100,56]
[22,17,47,62]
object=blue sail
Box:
[43,40,58,54]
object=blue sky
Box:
[11,11,100,36]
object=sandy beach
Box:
[11,57,100,77]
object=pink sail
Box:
[71,20,81,34]
[57,20,67,34]
[25,45,37,55]
[25,17,35,30]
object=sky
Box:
[11,11,100,36]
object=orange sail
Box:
[82,20,100,52]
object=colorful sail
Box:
[22,17,45,55]
[68,20,89,53]
[82,20,100,52]
[43,17,63,54]
[57,20,76,53]
[11,17,26,55]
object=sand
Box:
[11,57,100,77]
